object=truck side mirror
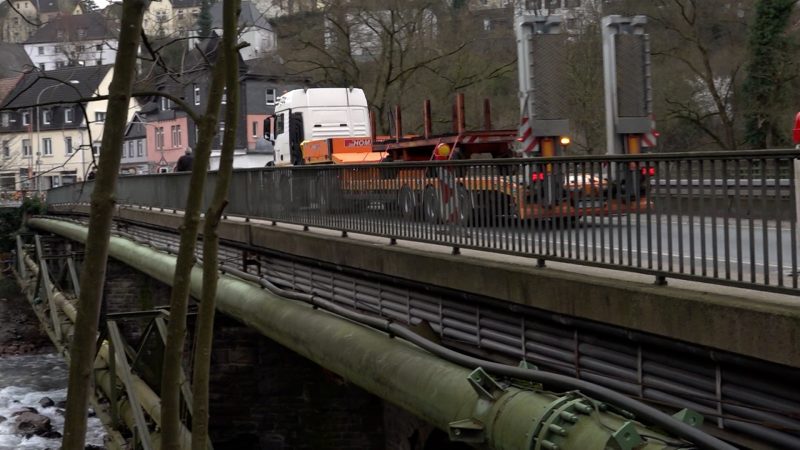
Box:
[264,115,274,141]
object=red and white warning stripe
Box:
[518,116,540,154]
[642,115,659,148]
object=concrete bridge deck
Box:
[47,203,800,369]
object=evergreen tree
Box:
[742,0,796,148]
[198,0,213,38]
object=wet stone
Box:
[38,397,54,408]
[15,411,52,436]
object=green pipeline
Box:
[29,218,682,450]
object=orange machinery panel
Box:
[302,137,385,164]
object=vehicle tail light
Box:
[531,172,545,182]
[641,167,656,176]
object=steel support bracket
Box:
[447,418,485,443]
[467,367,506,401]
[610,421,643,450]
[672,408,704,427]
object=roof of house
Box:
[125,113,148,139]
[210,1,271,31]
[36,0,81,14]
[24,12,117,44]
[2,64,112,108]
[0,75,23,105]
[0,43,34,78]
[172,0,203,9]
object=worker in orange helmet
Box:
[433,143,451,161]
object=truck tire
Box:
[398,185,418,220]
[423,185,441,224]
[318,175,341,214]
[455,184,473,225]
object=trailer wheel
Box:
[398,185,417,220]
[318,175,341,214]
[455,184,473,225]
[423,185,441,224]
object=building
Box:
[24,12,118,71]
[142,0,175,38]
[0,0,83,44]
[171,0,203,36]
[0,43,34,78]
[121,113,150,175]
[201,1,276,60]
[0,65,134,191]
[138,39,308,172]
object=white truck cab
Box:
[266,88,372,166]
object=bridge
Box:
[12,150,800,449]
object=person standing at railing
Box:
[175,149,194,172]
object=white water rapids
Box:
[0,353,106,449]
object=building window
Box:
[265,88,277,105]
[171,125,182,147]
[22,112,30,126]
[42,138,52,155]
[38,46,44,55]
[137,140,144,157]
[161,96,172,111]
[56,61,65,69]
[64,108,73,123]
[42,109,51,125]
[193,84,200,105]
[95,112,106,122]
[22,139,31,157]
[219,122,225,134]
[55,45,63,53]
[0,113,8,127]
[39,63,46,71]
[96,44,103,51]
[221,87,227,104]
[77,28,86,38]
[156,127,164,149]
[252,121,258,137]
[127,141,134,158]
[65,137,73,154]
[2,140,9,159]
[93,143,100,155]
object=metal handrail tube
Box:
[45,151,800,294]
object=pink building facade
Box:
[145,116,190,172]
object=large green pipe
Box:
[30,218,681,450]
[20,238,192,449]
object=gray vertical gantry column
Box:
[515,14,571,149]
[602,15,653,156]
[515,14,570,206]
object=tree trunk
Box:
[61,1,147,449]
[160,40,228,450]
[191,0,241,448]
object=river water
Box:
[0,353,106,449]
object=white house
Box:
[0,65,136,191]
[23,12,118,72]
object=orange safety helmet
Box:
[433,143,451,160]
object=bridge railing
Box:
[47,150,800,293]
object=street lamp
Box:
[35,79,79,195]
